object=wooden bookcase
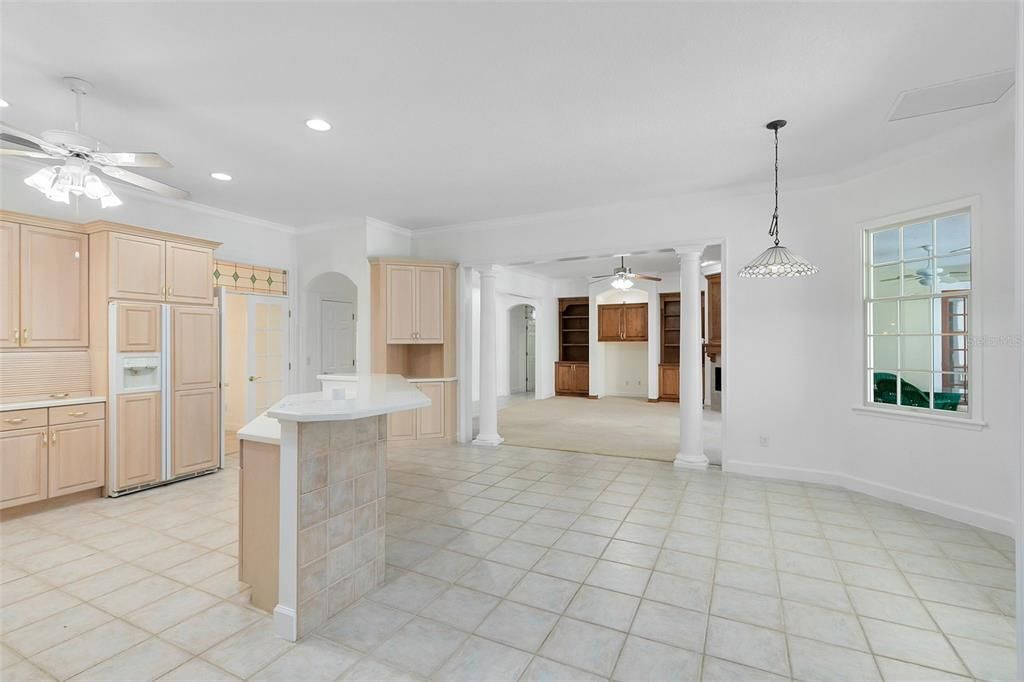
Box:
[556,297,589,396]
[658,293,680,402]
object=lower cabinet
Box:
[387,381,451,442]
[1,406,106,510]
[172,387,220,477]
[659,364,679,402]
[117,392,162,489]
[0,427,48,509]
[49,420,105,497]
[555,362,589,396]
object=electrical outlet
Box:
[759,436,769,447]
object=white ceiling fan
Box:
[1,76,189,207]
[591,255,662,290]
[881,245,970,286]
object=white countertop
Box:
[318,374,456,384]
[0,395,107,412]
[237,413,281,445]
[267,374,431,423]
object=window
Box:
[864,210,971,415]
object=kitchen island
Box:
[236,374,430,641]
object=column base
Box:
[473,434,504,447]
[674,452,709,468]
[273,605,297,642]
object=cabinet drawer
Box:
[0,409,47,432]
[49,402,105,426]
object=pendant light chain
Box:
[769,126,780,247]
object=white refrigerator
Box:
[107,301,222,496]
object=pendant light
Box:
[738,120,818,278]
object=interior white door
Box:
[321,299,355,375]
[246,296,289,420]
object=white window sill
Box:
[851,405,986,430]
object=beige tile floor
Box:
[0,443,1016,681]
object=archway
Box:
[304,271,358,391]
[508,304,536,397]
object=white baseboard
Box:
[726,459,1013,537]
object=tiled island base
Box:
[279,416,387,640]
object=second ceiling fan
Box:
[591,256,662,290]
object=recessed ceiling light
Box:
[305,118,331,132]
[210,172,232,181]
[0,98,9,108]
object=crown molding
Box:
[366,216,413,237]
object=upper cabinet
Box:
[166,243,214,304]
[109,233,165,301]
[597,303,647,342]
[0,220,89,349]
[0,222,20,349]
[94,225,216,306]
[385,263,445,344]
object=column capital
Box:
[472,264,499,278]
[673,246,703,259]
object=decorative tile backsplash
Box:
[213,259,288,296]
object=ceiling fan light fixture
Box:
[0,98,9,108]
[739,119,818,279]
[24,166,58,193]
[210,172,232,181]
[611,277,634,290]
[100,191,123,208]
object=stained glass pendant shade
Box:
[738,120,819,278]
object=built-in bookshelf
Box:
[559,297,590,363]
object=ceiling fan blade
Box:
[0,148,52,159]
[632,274,662,282]
[948,246,971,253]
[90,151,171,168]
[591,275,613,282]
[99,166,190,200]
[0,123,69,157]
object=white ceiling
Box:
[0,2,1016,229]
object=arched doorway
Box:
[508,304,536,397]
[304,272,358,391]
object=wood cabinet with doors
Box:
[555,361,589,396]
[384,263,445,344]
[659,293,680,402]
[386,380,451,441]
[172,387,220,476]
[170,305,220,476]
[598,303,648,342]
[116,392,161,490]
[370,259,458,445]
[705,273,721,361]
[86,222,216,306]
[172,305,219,390]
[1,401,106,510]
[117,303,160,353]
[1,218,89,349]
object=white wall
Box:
[415,111,1018,534]
[366,217,413,258]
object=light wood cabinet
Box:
[172,387,219,476]
[0,221,19,349]
[109,233,166,301]
[0,427,48,509]
[19,225,89,348]
[117,392,161,489]
[105,232,214,304]
[117,303,161,353]
[48,420,105,498]
[172,306,219,391]
[166,243,214,305]
[555,361,589,396]
[415,382,445,438]
[1,408,48,432]
[386,408,417,441]
[597,303,647,342]
[385,264,444,344]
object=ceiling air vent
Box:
[888,70,1015,122]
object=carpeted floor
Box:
[498,395,720,462]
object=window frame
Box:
[856,196,984,428]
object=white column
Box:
[474,266,503,446]
[675,249,708,467]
